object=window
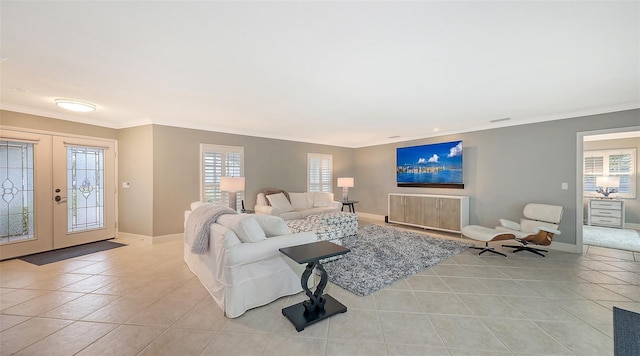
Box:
[584,148,636,198]
[307,153,333,193]
[201,144,244,206]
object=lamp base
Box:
[229,192,238,212]
[342,187,349,202]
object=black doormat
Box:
[19,240,127,266]
[614,307,640,356]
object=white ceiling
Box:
[1,1,638,148]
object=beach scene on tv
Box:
[396,141,463,185]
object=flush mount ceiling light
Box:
[55,99,96,112]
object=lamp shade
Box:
[220,177,245,192]
[337,177,354,188]
[596,176,620,188]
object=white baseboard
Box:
[357,212,386,221]
[117,232,182,244]
[549,241,581,254]
[625,222,640,230]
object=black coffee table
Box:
[279,240,350,332]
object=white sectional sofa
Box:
[254,189,343,220]
[184,202,317,318]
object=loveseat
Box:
[184,202,317,318]
[254,189,343,220]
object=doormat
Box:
[19,240,127,266]
[324,224,472,296]
[613,307,640,355]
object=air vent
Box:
[490,118,511,123]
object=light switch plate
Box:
[561,182,568,190]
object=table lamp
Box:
[337,177,354,202]
[595,176,619,198]
[220,177,245,211]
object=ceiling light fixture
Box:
[55,99,96,112]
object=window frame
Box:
[200,144,244,205]
[583,147,636,199]
[307,153,333,193]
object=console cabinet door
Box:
[389,195,405,222]
[438,198,461,231]
[420,196,440,228]
[404,196,424,225]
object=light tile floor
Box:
[1,220,639,355]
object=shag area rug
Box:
[324,224,472,296]
[583,225,640,253]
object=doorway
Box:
[0,129,116,260]
[577,126,640,255]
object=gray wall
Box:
[1,110,118,139]
[583,136,640,225]
[118,125,154,236]
[150,125,355,236]
[354,109,639,245]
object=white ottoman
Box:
[307,212,358,237]
[461,225,515,257]
[286,219,344,245]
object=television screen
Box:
[396,140,464,188]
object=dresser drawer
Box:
[591,216,622,226]
[590,209,622,218]
[590,200,623,210]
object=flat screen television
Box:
[396,140,464,188]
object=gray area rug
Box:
[583,225,640,253]
[324,224,472,296]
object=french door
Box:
[0,129,116,260]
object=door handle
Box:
[54,195,67,203]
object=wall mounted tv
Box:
[396,140,464,188]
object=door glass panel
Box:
[0,140,35,243]
[68,146,104,233]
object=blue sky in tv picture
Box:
[396,141,463,184]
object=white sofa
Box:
[184,202,316,318]
[254,189,343,220]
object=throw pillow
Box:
[261,189,290,206]
[289,192,312,210]
[253,215,291,237]
[256,193,269,206]
[313,192,334,207]
[266,192,295,213]
[217,214,267,243]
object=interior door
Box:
[52,136,116,249]
[0,130,53,260]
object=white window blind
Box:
[201,144,244,206]
[583,148,636,199]
[307,153,333,193]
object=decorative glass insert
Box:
[68,146,104,233]
[0,141,35,244]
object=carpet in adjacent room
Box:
[583,225,640,253]
[19,240,127,265]
[324,224,472,296]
